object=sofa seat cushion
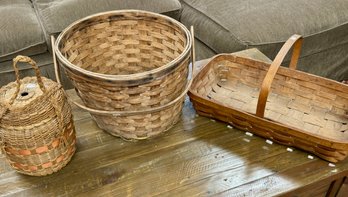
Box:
[33,0,182,36]
[0,0,47,62]
[180,0,348,79]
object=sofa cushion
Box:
[0,0,47,62]
[180,0,348,60]
[33,0,182,36]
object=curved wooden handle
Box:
[256,34,303,118]
[50,26,195,115]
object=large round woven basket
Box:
[53,10,194,140]
[54,10,192,111]
[0,56,76,176]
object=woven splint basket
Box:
[53,10,194,140]
[0,56,76,176]
[188,35,348,163]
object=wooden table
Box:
[1,49,348,196]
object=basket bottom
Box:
[6,119,77,176]
[205,81,348,141]
[90,99,185,140]
[193,100,348,163]
[14,146,76,176]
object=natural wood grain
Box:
[288,178,333,197]
[327,177,345,197]
[151,151,312,197]
[1,49,347,196]
[337,177,348,197]
[216,160,348,197]
[74,134,291,196]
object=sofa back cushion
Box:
[33,0,182,36]
[0,0,47,62]
[180,0,348,80]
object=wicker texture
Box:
[0,56,76,176]
[189,35,348,162]
[92,97,185,139]
[53,10,193,140]
[55,10,191,111]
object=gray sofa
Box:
[1,0,347,88]
[180,0,348,81]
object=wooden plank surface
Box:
[1,49,347,196]
[337,177,348,197]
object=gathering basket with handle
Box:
[0,56,76,176]
[188,35,348,163]
[53,10,195,140]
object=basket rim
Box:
[188,53,348,146]
[72,71,192,116]
[54,9,192,82]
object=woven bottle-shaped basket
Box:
[0,56,76,176]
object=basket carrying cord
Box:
[256,35,303,118]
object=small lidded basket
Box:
[0,56,76,176]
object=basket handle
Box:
[50,26,195,115]
[8,56,47,105]
[190,26,196,77]
[256,34,303,118]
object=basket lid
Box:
[0,56,61,121]
[0,76,65,129]
[0,77,57,110]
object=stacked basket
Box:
[53,10,194,140]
